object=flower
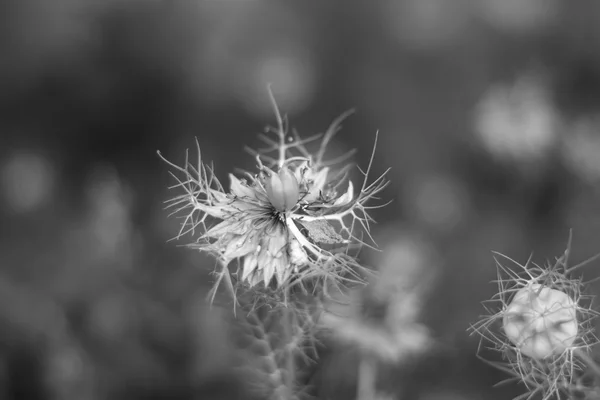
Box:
[469,238,600,400]
[158,93,389,300]
[473,73,559,168]
[321,233,437,364]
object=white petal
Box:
[204,220,242,238]
[266,231,287,257]
[294,162,308,182]
[242,252,258,282]
[209,189,230,203]
[229,174,257,199]
[223,234,256,259]
[263,259,275,286]
[192,201,227,219]
[303,167,329,203]
[275,256,289,284]
[333,181,354,206]
[257,247,271,270]
[249,271,262,287]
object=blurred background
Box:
[1,0,600,399]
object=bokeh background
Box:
[1,1,600,399]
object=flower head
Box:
[158,91,389,302]
[469,237,600,400]
[473,73,559,169]
[321,234,437,364]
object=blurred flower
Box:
[44,343,94,400]
[322,286,430,364]
[372,229,440,304]
[470,242,599,400]
[84,166,135,264]
[561,116,600,184]
[473,74,559,169]
[159,97,388,298]
[403,172,469,233]
[322,232,436,364]
[1,149,56,214]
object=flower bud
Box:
[264,167,300,212]
[502,283,578,359]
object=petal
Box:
[223,234,256,259]
[209,189,230,203]
[229,174,257,199]
[242,251,259,282]
[227,199,261,213]
[249,180,271,204]
[274,254,289,284]
[249,271,262,287]
[191,201,228,219]
[293,162,307,182]
[267,230,287,258]
[333,181,354,207]
[303,167,329,203]
[257,246,271,270]
[204,219,243,238]
[263,258,276,286]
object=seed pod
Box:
[264,166,300,212]
[502,283,578,359]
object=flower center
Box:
[263,166,300,212]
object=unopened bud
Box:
[503,283,578,359]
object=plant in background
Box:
[321,233,436,400]
[158,87,389,399]
[470,234,600,400]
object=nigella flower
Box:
[469,235,600,400]
[158,92,389,301]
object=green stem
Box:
[282,290,295,400]
[357,354,377,400]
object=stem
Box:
[267,84,286,170]
[357,354,377,400]
[282,289,296,400]
[575,348,600,377]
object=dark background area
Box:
[1,1,600,399]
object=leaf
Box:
[300,219,344,244]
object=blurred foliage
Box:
[1,0,600,399]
